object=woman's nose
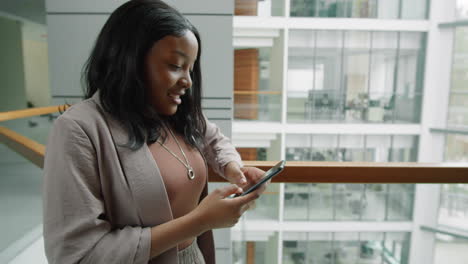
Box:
[179,72,192,89]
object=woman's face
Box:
[145,30,199,116]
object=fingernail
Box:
[241,178,247,184]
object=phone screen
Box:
[235,160,286,197]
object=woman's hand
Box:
[240,166,268,195]
[224,161,247,187]
[191,185,259,231]
[224,162,267,192]
[224,162,267,211]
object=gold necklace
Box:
[157,128,195,180]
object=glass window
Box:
[287,30,316,122]
[234,46,283,122]
[434,235,468,264]
[338,135,366,162]
[359,232,385,262]
[366,135,392,162]
[343,31,371,123]
[387,184,415,220]
[283,183,415,221]
[438,184,468,231]
[376,0,399,19]
[383,232,411,263]
[246,183,280,220]
[232,231,279,264]
[235,134,282,161]
[401,0,428,19]
[390,135,419,162]
[313,30,345,122]
[394,32,426,123]
[286,134,339,161]
[286,134,311,161]
[336,0,378,18]
[334,184,368,220]
[290,0,405,19]
[369,32,398,123]
[456,0,468,19]
[290,0,319,17]
[287,30,426,124]
[235,0,285,17]
[360,184,387,220]
[284,183,334,220]
[312,135,340,161]
[448,27,468,127]
[283,232,410,264]
[445,134,468,162]
[333,232,361,263]
[284,183,312,220]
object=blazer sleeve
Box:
[43,116,151,264]
[202,117,243,178]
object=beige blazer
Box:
[43,92,242,264]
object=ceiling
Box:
[0,0,46,25]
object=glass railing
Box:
[287,92,423,124]
[2,106,468,264]
[285,135,419,163]
[234,92,282,122]
[1,115,56,145]
[434,234,468,264]
[421,225,468,264]
[0,106,61,263]
[209,161,468,264]
[283,183,414,221]
[0,139,44,262]
[439,187,468,231]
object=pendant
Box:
[188,167,195,180]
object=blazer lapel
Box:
[92,92,174,227]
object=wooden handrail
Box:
[0,105,69,122]
[1,124,467,183]
[0,126,45,168]
[209,161,468,183]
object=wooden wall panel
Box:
[234,49,259,120]
[235,0,258,16]
[246,241,255,264]
[237,148,258,161]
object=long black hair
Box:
[83,0,206,150]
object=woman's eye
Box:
[170,64,182,70]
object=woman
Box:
[43,1,265,263]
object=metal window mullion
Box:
[391,31,402,124]
[381,232,387,264]
[339,30,346,121]
[313,30,317,91]
[366,31,374,123]
[385,183,390,221]
[398,0,403,19]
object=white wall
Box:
[21,22,50,107]
[0,16,27,112]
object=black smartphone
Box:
[234,160,286,197]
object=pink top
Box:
[148,131,207,250]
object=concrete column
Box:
[410,0,456,263]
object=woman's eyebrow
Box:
[171,50,196,63]
[172,50,189,59]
